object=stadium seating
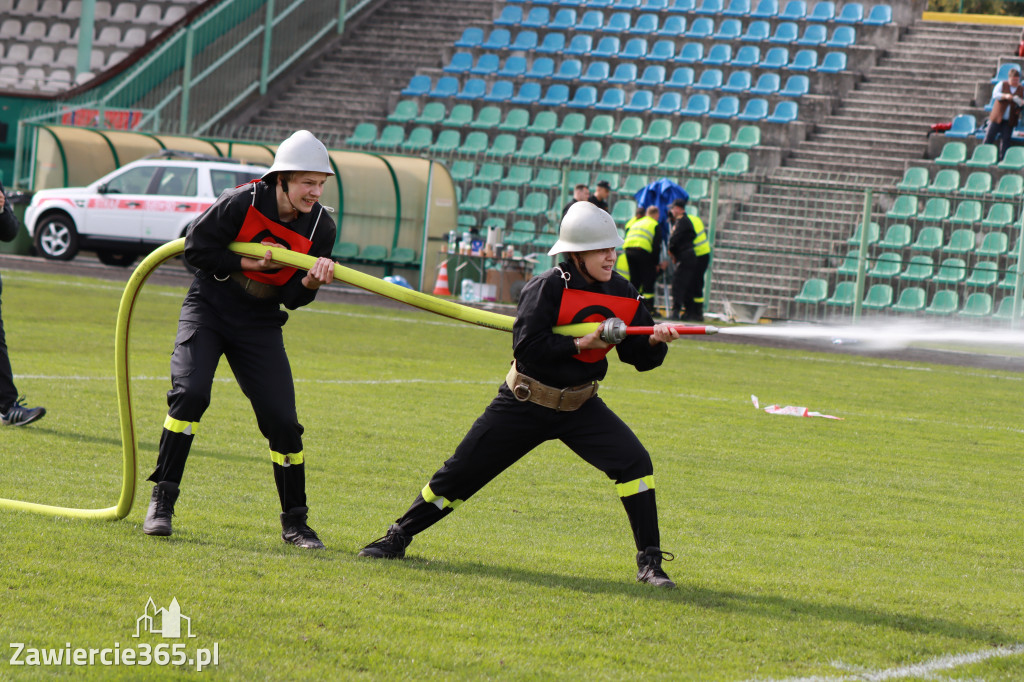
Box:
[847,220,879,245]
[897,167,928,192]
[794,278,827,304]
[910,227,943,251]
[976,232,1009,257]
[945,114,977,138]
[933,257,967,284]
[891,287,925,312]
[899,255,934,281]
[862,284,893,309]
[935,142,967,165]
[960,171,992,195]
[925,290,958,315]
[959,293,993,318]
[867,252,901,278]
[826,281,856,306]
[879,223,911,249]
[966,261,1000,288]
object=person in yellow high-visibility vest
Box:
[667,197,710,321]
[615,205,644,280]
[623,205,663,317]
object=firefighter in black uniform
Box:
[143,130,338,549]
[359,201,680,587]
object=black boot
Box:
[143,482,179,536]
[636,546,676,588]
[358,523,412,559]
[281,506,325,549]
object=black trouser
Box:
[672,253,709,320]
[148,315,307,511]
[625,247,657,310]
[0,275,17,412]
[394,385,662,551]
[984,119,1015,160]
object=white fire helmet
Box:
[262,130,335,179]
[548,200,624,256]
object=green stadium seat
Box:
[933,257,967,284]
[430,130,461,153]
[400,126,433,152]
[918,197,950,221]
[641,119,674,143]
[658,147,691,172]
[612,200,637,224]
[458,131,489,156]
[965,143,998,168]
[603,142,633,165]
[899,254,934,281]
[886,195,917,220]
[981,203,1015,228]
[554,112,587,136]
[531,233,557,250]
[517,192,550,218]
[926,168,959,193]
[966,261,1000,287]
[862,283,893,309]
[878,223,911,249]
[949,201,982,225]
[1010,237,1022,259]
[576,140,603,165]
[333,241,359,260]
[630,145,662,168]
[583,114,615,138]
[345,122,377,147]
[794,277,827,304]
[481,217,505,232]
[543,138,575,163]
[825,280,856,306]
[689,150,721,173]
[449,160,475,182]
[495,108,529,133]
[489,189,520,214]
[387,247,418,266]
[719,151,750,176]
[470,106,503,130]
[959,292,993,317]
[443,103,474,128]
[976,231,1009,257]
[700,123,732,147]
[621,174,649,195]
[943,228,976,253]
[837,250,860,276]
[529,167,560,188]
[897,166,929,191]
[474,163,504,184]
[671,120,702,145]
[934,141,966,166]
[997,146,1024,170]
[486,134,517,158]
[960,171,992,196]
[925,290,959,315]
[992,173,1024,198]
[846,221,879,246]
[457,214,476,229]
[892,286,926,312]
[992,297,1015,320]
[998,271,1018,289]
[501,165,534,187]
[567,170,593,186]
[359,245,388,262]
[505,222,536,245]
[731,125,761,149]
[387,99,419,123]
[415,101,447,125]
[868,252,901,278]
[461,187,491,212]
[526,111,558,134]
[514,136,545,161]
[613,116,645,140]
[684,177,709,201]
[374,125,405,150]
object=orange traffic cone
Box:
[432,262,452,296]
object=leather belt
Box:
[505,363,598,412]
[228,271,279,299]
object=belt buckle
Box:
[556,387,570,412]
[512,382,531,402]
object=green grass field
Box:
[1,269,1022,680]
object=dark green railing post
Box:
[852,187,872,322]
[76,0,96,79]
[260,0,275,96]
[179,26,196,134]
[338,0,348,34]
[704,174,719,309]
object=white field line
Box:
[747,643,1024,682]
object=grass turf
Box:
[0,270,1022,680]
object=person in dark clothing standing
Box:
[561,183,590,218]
[667,197,710,322]
[623,205,663,317]
[984,68,1024,161]
[358,201,681,588]
[588,179,612,212]
[0,180,45,427]
[143,130,338,549]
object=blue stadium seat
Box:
[483,80,514,102]
[714,19,743,40]
[722,70,752,93]
[498,56,527,78]
[566,34,594,55]
[705,44,733,65]
[607,11,632,32]
[751,72,780,94]
[495,6,523,26]
[991,62,1021,84]
[732,45,761,66]
[454,27,483,48]
[568,85,600,108]
[742,20,771,41]
[456,78,487,100]
[536,33,566,54]
[430,76,460,97]
[767,100,799,123]
[538,84,569,107]
[864,3,892,24]
[751,0,779,16]
[608,62,637,83]
[642,0,670,8]
[525,57,555,79]
[592,36,621,58]
[553,59,583,81]
[649,39,676,61]
[510,30,538,51]
[638,64,667,86]
[826,26,856,47]
[522,7,551,28]
[592,87,624,110]
[614,0,642,8]
[737,97,769,120]
[779,0,807,19]
[402,74,432,96]
[550,8,577,30]
[694,68,724,90]
[444,52,474,74]
[780,74,809,97]
[510,82,541,104]
[469,54,499,76]
[653,91,684,113]
[676,42,704,63]
[631,13,660,33]
[659,16,686,35]
[770,22,799,43]
[624,90,655,112]
[481,29,511,50]
[695,0,724,13]
[819,51,847,72]
[709,96,740,118]
[577,10,604,31]
[681,93,711,116]
[686,17,715,38]
[723,0,751,14]
[790,49,818,70]
[835,2,863,22]
[760,47,789,68]
[667,0,696,11]
[621,37,649,60]
[945,114,977,138]
[666,67,695,88]
[808,0,835,20]
[797,24,827,46]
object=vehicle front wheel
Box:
[34,214,80,261]
[97,250,136,267]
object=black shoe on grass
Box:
[357,523,412,559]
[1,397,45,427]
[143,482,179,536]
[636,546,676,588]
[281,506,325,549]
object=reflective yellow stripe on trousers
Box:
[422,483,462,510]
[616,475,655,498]
[163,415,199,435]
[270,451,304,466]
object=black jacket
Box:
[513,260,667,388]
[668,214,697,261]
[0,180,19,243]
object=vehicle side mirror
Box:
[97,183,109,194]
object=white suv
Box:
[24,153,268,266]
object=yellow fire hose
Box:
[0,240,608,520]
